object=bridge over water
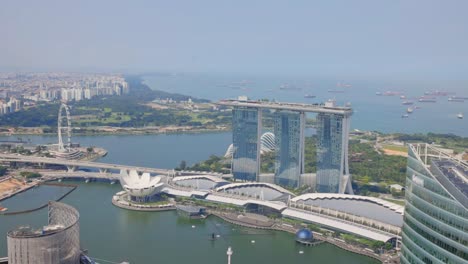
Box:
[0,153,226,178]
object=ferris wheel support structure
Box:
[58,103,72,152]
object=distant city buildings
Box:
[219,98,353,193]
[0,97,22,115]
[401,144,468,263]
[0,72,129,115]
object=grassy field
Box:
[73,112,132,125]
[382,144,408,152]
[382,198,405,206]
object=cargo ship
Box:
[304,94,316,98]
[448,97,465,102]
[328,89,345,93]
[424,91,451,96]
[418,98,437,103]
[402,101,414,105]
[279,84,301,91]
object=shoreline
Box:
[0,127,230,137]
[208,211,392,263]
[1,176,399,263]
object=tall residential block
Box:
[232,107,262,182]
[274,110,305,188]
[316,112,351,193]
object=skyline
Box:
[1,1,468,80]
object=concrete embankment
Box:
[0,181,39,202]
[0,183,77,215]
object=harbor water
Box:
[0,133,379,263]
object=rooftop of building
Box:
[7,225,65,238]
[176,205,206,214]
[431,159,468,208]
[291,193,404,227]
[217,99,353,115]
[409,143,468,209]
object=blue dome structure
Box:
[295,229,313,242]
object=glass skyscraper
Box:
[232,108,261,182]
[273,111,305,188]
[315,113,350,193]
[401,144,468,263]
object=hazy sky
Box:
[1,0,468,79]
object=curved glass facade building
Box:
[401,144,468,263]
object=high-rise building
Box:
[316,107,352,193]
[232,107,262,182]
[222,99,352,193]
[274,110,305,188]
[401,144,468,263]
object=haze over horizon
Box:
[2,0,468,80]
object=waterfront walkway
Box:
[209,210,400,264]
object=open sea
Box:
[144,73,468,136]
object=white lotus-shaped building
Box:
[119,170,164,199]
[224,132,276,158]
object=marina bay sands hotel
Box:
[218,99,353,194]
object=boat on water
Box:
[418,98,437,103]
[448,97,464,102]
[451,96,468,100]
[304,94,316,98]
[458,113,464,119]
[383,91,402,96]
[279,84,301,91]
[400,95,406,99]
[401,114,409,118]
[407,107,414,113]
[424,90,451,96]
[402,101,414,105]
[328,89,345,93]
[376,92,382,96]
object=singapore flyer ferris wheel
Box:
[57,103,72,152]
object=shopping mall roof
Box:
[215,182,295,197]
[282,208,396,242]
[172,175,228,184]
[291,193,404,214]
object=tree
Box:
[179,160,187,170]
[0,166,7,176]
[385,242,393,251]
[20,171,42,178]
